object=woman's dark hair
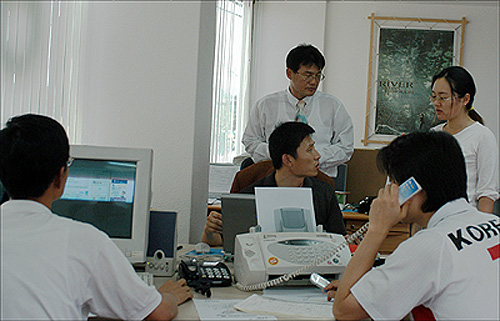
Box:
[286,44,325,72]
[432,66,483,124]
[377,131,467,213]
[269,122,315,170]
[0,114,69,198]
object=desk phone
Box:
[179,260,232,287]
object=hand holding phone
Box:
[367,177,421,233]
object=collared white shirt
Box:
[433,122,499,206]
[242,89,354,177]
[1,200,161,320]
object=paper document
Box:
[194,299,276,321]
[209,164,239,199]
[233,294,334,320]
[255,187,316,232]
[263,286,332,305]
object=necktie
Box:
[295,100,307,124]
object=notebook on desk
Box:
[221,193,257,255]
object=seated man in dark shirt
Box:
[202,122,346,246]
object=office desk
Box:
[161,244,263,320]
[154,276,259,320]
[90,275,259,321]
[166,244,337,320]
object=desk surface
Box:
[159,244,262,320]
[161,244,335,320]
[155,276,260,320]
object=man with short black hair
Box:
[0,114,192,320]
[202,122,346,246]
[329,131,500,320]
[242,43,354,178]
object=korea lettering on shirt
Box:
[447,218,500,260]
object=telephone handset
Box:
[179,259,232,287]
[234,177,421,292]
[178,259,211,297]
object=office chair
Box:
[239,157,255,170]
[0,181,9,205]
[333,164,347,192]
[333,164,349,205]
[229,160,335,193]
[494,199,500,217]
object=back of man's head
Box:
[286,44,325,72]
[376,131,467,212]
[0,114,69,199]
[269,122,315,170]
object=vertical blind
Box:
[1,2,86,143]
[210,0,253,164]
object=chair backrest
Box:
[333,164,347,192]
[230,160,274,193]
[494,199,500,217]
[230,159,335,193]
[0,180,9,205]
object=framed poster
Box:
[363,14,468,145]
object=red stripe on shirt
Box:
[411,305,436,321]
[488,244,500,260]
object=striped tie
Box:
[295,100,307,124]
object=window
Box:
[1,2,86,143]
[210,0,253,164]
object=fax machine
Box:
[234,231,351,287]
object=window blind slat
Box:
[210,0,253,164]
[1,2,85,144]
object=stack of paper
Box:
[233,294,334,320]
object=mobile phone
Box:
[398,177,422,206]
[310,272,330,291]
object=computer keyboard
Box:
[136,271,155,287]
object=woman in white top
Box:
[431,66,499,213]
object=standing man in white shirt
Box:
[0,114,192,320]
[242,44,354,178]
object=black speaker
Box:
[146,210,177,276]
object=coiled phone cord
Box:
[235,222,369,292]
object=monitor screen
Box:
[52,145,153,263]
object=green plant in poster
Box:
[375,28,454,135]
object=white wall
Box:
[324,1,499,148]
[250,1,327,109]
[78,1,499,244]
[252,1,499,149]
[80,2,215,243]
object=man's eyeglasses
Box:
[429,95,455,103]
[295,72,325,83]
[67,157,74,168]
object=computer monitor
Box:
[52,145,153,263]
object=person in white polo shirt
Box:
[328,131,499,320]
[0,114,192,320]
